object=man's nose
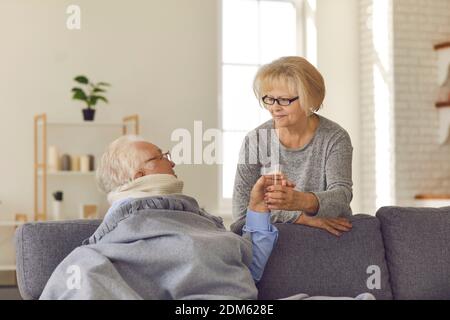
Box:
[170,160,175,168]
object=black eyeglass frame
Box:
[262,95,300,107]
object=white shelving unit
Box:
[0,114,140,277]
[0,221,25,227]
[0,265,16,272]
[33,113,140,221]
[434,41,450,144]
[38,171,96,177]
[0,222,24,275]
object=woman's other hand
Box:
[264,182,301,211]
[294,214,352,237]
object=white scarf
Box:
[107,174,184,204]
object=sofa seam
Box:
[376,213,397,300]
[19,225,32,300]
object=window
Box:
[220,0,298,204]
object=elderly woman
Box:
[232,56,353,237]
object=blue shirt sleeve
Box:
[243,209,279,283]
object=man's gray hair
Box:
[96,135,147,194]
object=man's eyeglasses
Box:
[147,151,172,163]
[262,95,299,107]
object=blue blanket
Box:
[40,195,258,300]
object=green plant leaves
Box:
[88,95,108,107]
[74,75,89,84]
[72,88,88,101]
[72,76,110,107]
[94,95,108,104]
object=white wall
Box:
[316,0,362,213]
[0,0,220,221]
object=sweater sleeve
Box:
[311,131,353,218]
[232,135,260,222]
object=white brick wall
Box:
[394,0,450,208]
[360,0,450,213]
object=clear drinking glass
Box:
[261,164,284,187]
[261,164,284,214]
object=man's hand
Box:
[249,176,270,213]
[295,214,352,237]
[249,175,295,213]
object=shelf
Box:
[434,42,450,51]
[0,265,16,271]
[38,171,95,176]
[34,113,139,221]
[415,194,450,200]
[437,106,450,144]
[436,101,450,108]
[0,221,25,227]
[37,121,123,128]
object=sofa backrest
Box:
[15,220,102,300]
[16,215,393,300]
[257,215,393,300]
[377,206,450,300]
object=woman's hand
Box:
[264,183,302,211]
[295,214,352,237]
[249,175,296,213]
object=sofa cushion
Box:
[15,220,102,300]
[377,206,450,300]
[257,215,393,300]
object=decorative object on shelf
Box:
[434,41,450,144]
[80,155,90,172]
[15,213,28,224]
[52,191,63,220]
[80,204,98,219]
[88,154,95,171]
[48,146,59,172]
[415,194,450,208]
[71,155,80,171]
[71,75,110,121]
[437,64,450,105]
[60,154,72,171]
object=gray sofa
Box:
[14,206,450,300]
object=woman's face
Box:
[263,85,307,128]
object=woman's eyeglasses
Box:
[262,95,299,107]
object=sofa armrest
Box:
[14,220,101,300]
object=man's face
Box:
[132,141,176,179]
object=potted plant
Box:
[71,75,110,121]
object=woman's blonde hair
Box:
[253,56,326,115]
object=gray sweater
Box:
[232,114,353,226]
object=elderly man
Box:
[40,135,374,300]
